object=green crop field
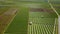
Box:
[0,0,60,34]
[28,12,58,34]
[4,7,28,34]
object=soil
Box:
[30,8,54,13]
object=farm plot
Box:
[48,0,60,15]
[0,0,59,34]
[0,8,18,34]
[4,7,28,34]
[28,12,58,34]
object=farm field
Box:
[0,6,18,34]
[4,7,28,34]
[0,0,59,34]
[47,0,60,15]
[28,12,58,34]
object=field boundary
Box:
[3,8,18,34]
[48,0,59,16]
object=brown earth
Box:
[30,8,54,13]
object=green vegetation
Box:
[28,12,58,34]
[49,0,60,15]
[0,0,59,34]
[4,7,28,34]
